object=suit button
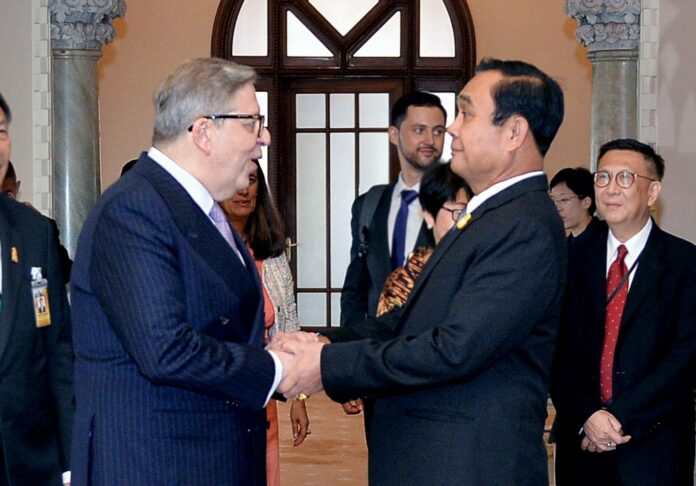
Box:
[220,316,230,325]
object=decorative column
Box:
[49,0,125,257]
[565,0,640,166]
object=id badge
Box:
[31,267,51,328]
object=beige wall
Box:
[657,0,696,243]
[97,1,592,189]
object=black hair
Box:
[549,167,595,214]
[0,91,11,123]
[4,161,16,182]
[419,162,473,217]
[476,58,564,156]
[120,159,139,177]
[245,160,287,260]
[598,138,665,181]
[390,91,447,127]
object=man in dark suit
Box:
[70,58,295,485]
[272,58,567,485]
[550,138,696,485]
[340,91,444,328]
[2,160,73,282]
[0,92,73,485]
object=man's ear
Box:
[388,125,399,146]
[190,118,212,155]
[503,115,529,151]
[581,196,591,210]
[647,180,662,207]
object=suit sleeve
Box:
[323,213,565,403]
[323,308,402,343]
[340,195,370,326]
[41,216,74,471]
[88,195,275,409]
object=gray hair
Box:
[152,57,256,144]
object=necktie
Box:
[600,244,628,403]
[377,247,433,317]
[391,189,419,269]
[209,202,245,265]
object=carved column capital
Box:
[49,0,126,50]
[565,0,640,52]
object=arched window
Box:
[213,0,475,328]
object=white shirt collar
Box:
[393,172,421,198]
[465,171,543,215]
[607,217,652,274]
[148,147,215,217]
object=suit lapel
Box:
[621,224,664,326]
[0,198,25,358]
[396,175,549,331]
[370,184,394,283]
[133,156,257,295]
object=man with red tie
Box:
[551,138,696,485]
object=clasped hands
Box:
[581,410,632,453]
[267,331,327,399]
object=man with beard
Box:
[341,91,446,327]
[339,91,446,426]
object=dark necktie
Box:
[600,244,628,403]
[391,189,419,269]
[209,202,245,266]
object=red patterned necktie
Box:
[600,244,628,403]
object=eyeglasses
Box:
[440,205,467,222]
[550,195,578,206]
[593,169,657,189]
[188,114,265,137]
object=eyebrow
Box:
[457,94,473,107]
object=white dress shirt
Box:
[387,173,424,262]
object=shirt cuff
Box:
[265,350,283,406]
[62,471,71,484]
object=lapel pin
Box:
[11,247,19,263]
[456,213,472,230]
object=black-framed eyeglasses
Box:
[440,205,467,222]
[187,114,265,137]
[550,195,578,206]
[593,169,657,189]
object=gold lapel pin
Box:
[11,247,19,263]
[456,213,472,230]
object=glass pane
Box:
[308,0,378,36]
[297,293,327,327]
[330,93,355,128]
[433,91,456,163]
[359,93,389,128]
[331,293,342,327]
[233,0,268,56]
[330,133,356,287]
[296,133,327,288]
[419,0,455,57]
[287,11,333,57]
[359,132,390,194]
[354,12,401,58]
[296,94,326,129]
[256,91,269,175]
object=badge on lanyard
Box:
[31,267,51,328]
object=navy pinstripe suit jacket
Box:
[70,154,275,485]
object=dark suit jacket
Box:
[550,221,696,485]
[0,195,73,485]
[340,183,434,326]
[70,154,276,485]
[323,175,567,485]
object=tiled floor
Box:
[277,393,557,485]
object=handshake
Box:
[267,331,330,399]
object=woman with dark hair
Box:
[221,160,309,486]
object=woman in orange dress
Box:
[222,160,309,486]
